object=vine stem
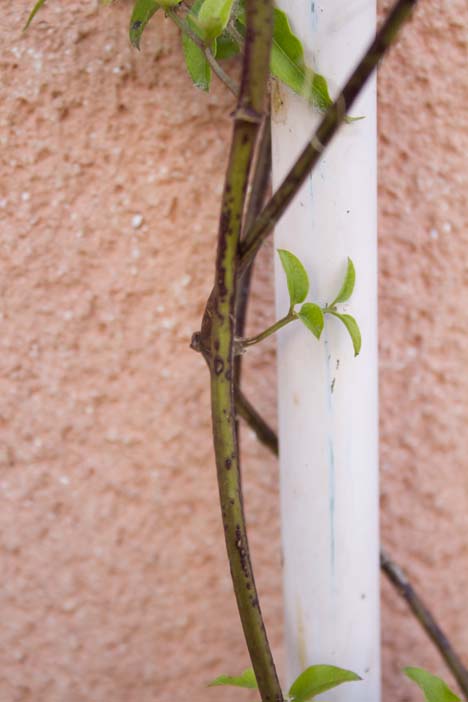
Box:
[195,0,283,699]
[192,0,420,698]
[236,389,468,699]
[167,9,239,97]
[239,0,419,272]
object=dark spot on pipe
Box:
[225,457,232,470]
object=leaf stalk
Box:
[240,310,296,349]
[168,9,239,96]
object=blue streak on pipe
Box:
[323,335,336,579]
[328,437,336,577]
[309,0,318,30]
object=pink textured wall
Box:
[0,2,466,701]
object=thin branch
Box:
[226,19,245,51]
[235,390,468,698]
[239,310,295,349]
[167,10,239,97]
[239,0,419,272]
[195,0,282,700]
[235,118,272,384]
[236,389,278,455]
[381,550,468,698]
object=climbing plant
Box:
[23,0,468,700]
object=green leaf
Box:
[197,0,235,41]
[271,8,333,111]
[182,34,211,90]
[208,668,258,689]
[328,312,362,356]
[331,257,356,305]
[277,249,310,307]
[182,0,211,91]
[234,8,332,111]
[404,668,461,702]
[289,664,361,702]
[129,0,160,49]
[215,31,240,60]
[23,0,47,30]
[298,303,324,340]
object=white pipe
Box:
[271,2,379,701]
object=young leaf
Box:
[271,9,333,111]
[23,0,47,30]
[129,0,160,49]
[235,8,332,111]
[404,668,461,702]
[208,668,258,689]
[298,303,324,340]
[197,0,235,42]
[182,0,212,91]
[277,249,309,307]
[289,664,361,702]
[182,33,211,91]
[328,312,361,356]
[331,257,356,306]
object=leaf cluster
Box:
[24,0,334,112]
[278,250,361,356]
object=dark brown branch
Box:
[235,117,272,382]
[381,550,468,698]
[236,390,468,698]
[236,389,278,455]
[239,0,419,272]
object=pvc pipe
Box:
[271,2,379,701]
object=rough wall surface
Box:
[0,2,466,702]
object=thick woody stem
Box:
[198,0,283,699]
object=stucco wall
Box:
[1,1,467,701]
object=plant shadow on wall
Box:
[23,0,468,700]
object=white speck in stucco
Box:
[161,318,175,330]
[131,214,143,229]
